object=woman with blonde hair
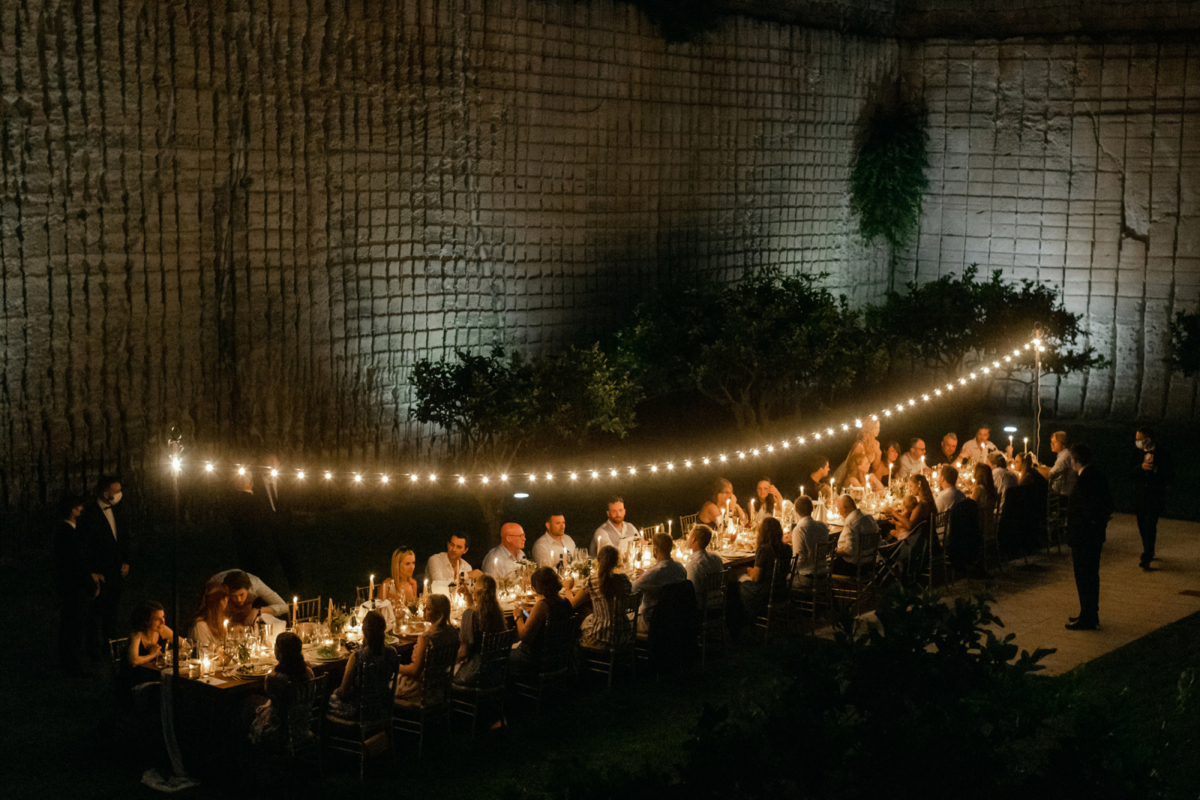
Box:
[378,548,419,607]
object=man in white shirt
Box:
[894,438,926,483]
[531,513,576,568]
[832,496,879,576]
[425,534,482,582]
[591,496,639,555]
[788,496,830,585]
[207,569,289,623]
[958,427,998,464]
[935,466,967,513]
[631,533,688,632]
[989,453,1018,510]
[483,523,527,580]
[1038,431,1077,497]
[684,524,725,608]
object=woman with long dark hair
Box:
[571,545,633,648]
[739,517,790,616]
[511,567,572,676]
[327,610,398,719]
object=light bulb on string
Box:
[667,462,675,469]
[570,472,578,480]
[591,470,599,479]
[529,474,536,483]
[381,475,389,484]
[545,472,553,480]
[429,474,436,482]
[353,474,362,483]
[753,449,760,456]
[457,476,465,484]
[719,455,727,462]
[737,452,744,460]
[297,471,305,480]
[685,460,693,467]
[270,468,279,478]
[782,441,789,448]
[767,446,774,453]
[482,476,490,484]
[650,465,658,473]
[610,469,618,478]
[629,467,636,475]
[237,467,246,476]
[410,474,419,483]
[204,462,214,473]
[702,458,710,465]
[500,474,508,481]
[325,472,333,481]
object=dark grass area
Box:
[1072,610,1200,795]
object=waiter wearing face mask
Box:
[1133,426,1174,571]
[81,475,133,647]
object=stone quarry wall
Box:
[900,38,1200,419]
[0,0,896,508]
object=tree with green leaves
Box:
[870,265,1108,379]
[617,268,885,430]
[1166,305,1200,377]
[410,343,640,533]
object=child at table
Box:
[395,594,459,704]
[247,632,314,745]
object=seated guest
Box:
[207,569,289,624]
[894,438,926,483]
[806,457,832,500]
[698,477,749,534]
[1006,453,1049,553]
[191,584,230,648]
[972,463,999,546]
[455,574,507,685]
[631,532,688,633]
[510,567,573,675]
[891,475,935,540]
[248,632,315,745]
[972,463,998,511]
[572,545,634,646]
[932,433,959,466]
[959,426,998,464]
[739,518,789,616]
[327,610,398,719]
[425,534,481,583]
[844,452,885,492]
[789,497,830,587]
[874,442,902,486]
[832,496,880,576]
[683,525,725,607]
[123,601,181,695]
[395,595,460,703]
[532,513,576,568]
[591,496,639,555]
[935,466,966,513]
[749,478,784,526]
[483,523,527,579]
[990,453,1018,510]
[379,549,419,607]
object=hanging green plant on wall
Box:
[849,104,930,251]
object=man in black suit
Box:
[80,475,132,648]
[1065,444,1113,631]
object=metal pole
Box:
[1033,327,1043,463]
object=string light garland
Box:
[167,337,1049,488]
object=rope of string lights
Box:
[166,337,1049,486]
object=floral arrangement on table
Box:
[328,604,352,635]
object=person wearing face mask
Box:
[81,476,132,649]
[1133,426,1174,571]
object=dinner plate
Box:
[235,664,271,677]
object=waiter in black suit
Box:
[80,475,132,647]
[260,453,304,594]
[1065,444,1113,631]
